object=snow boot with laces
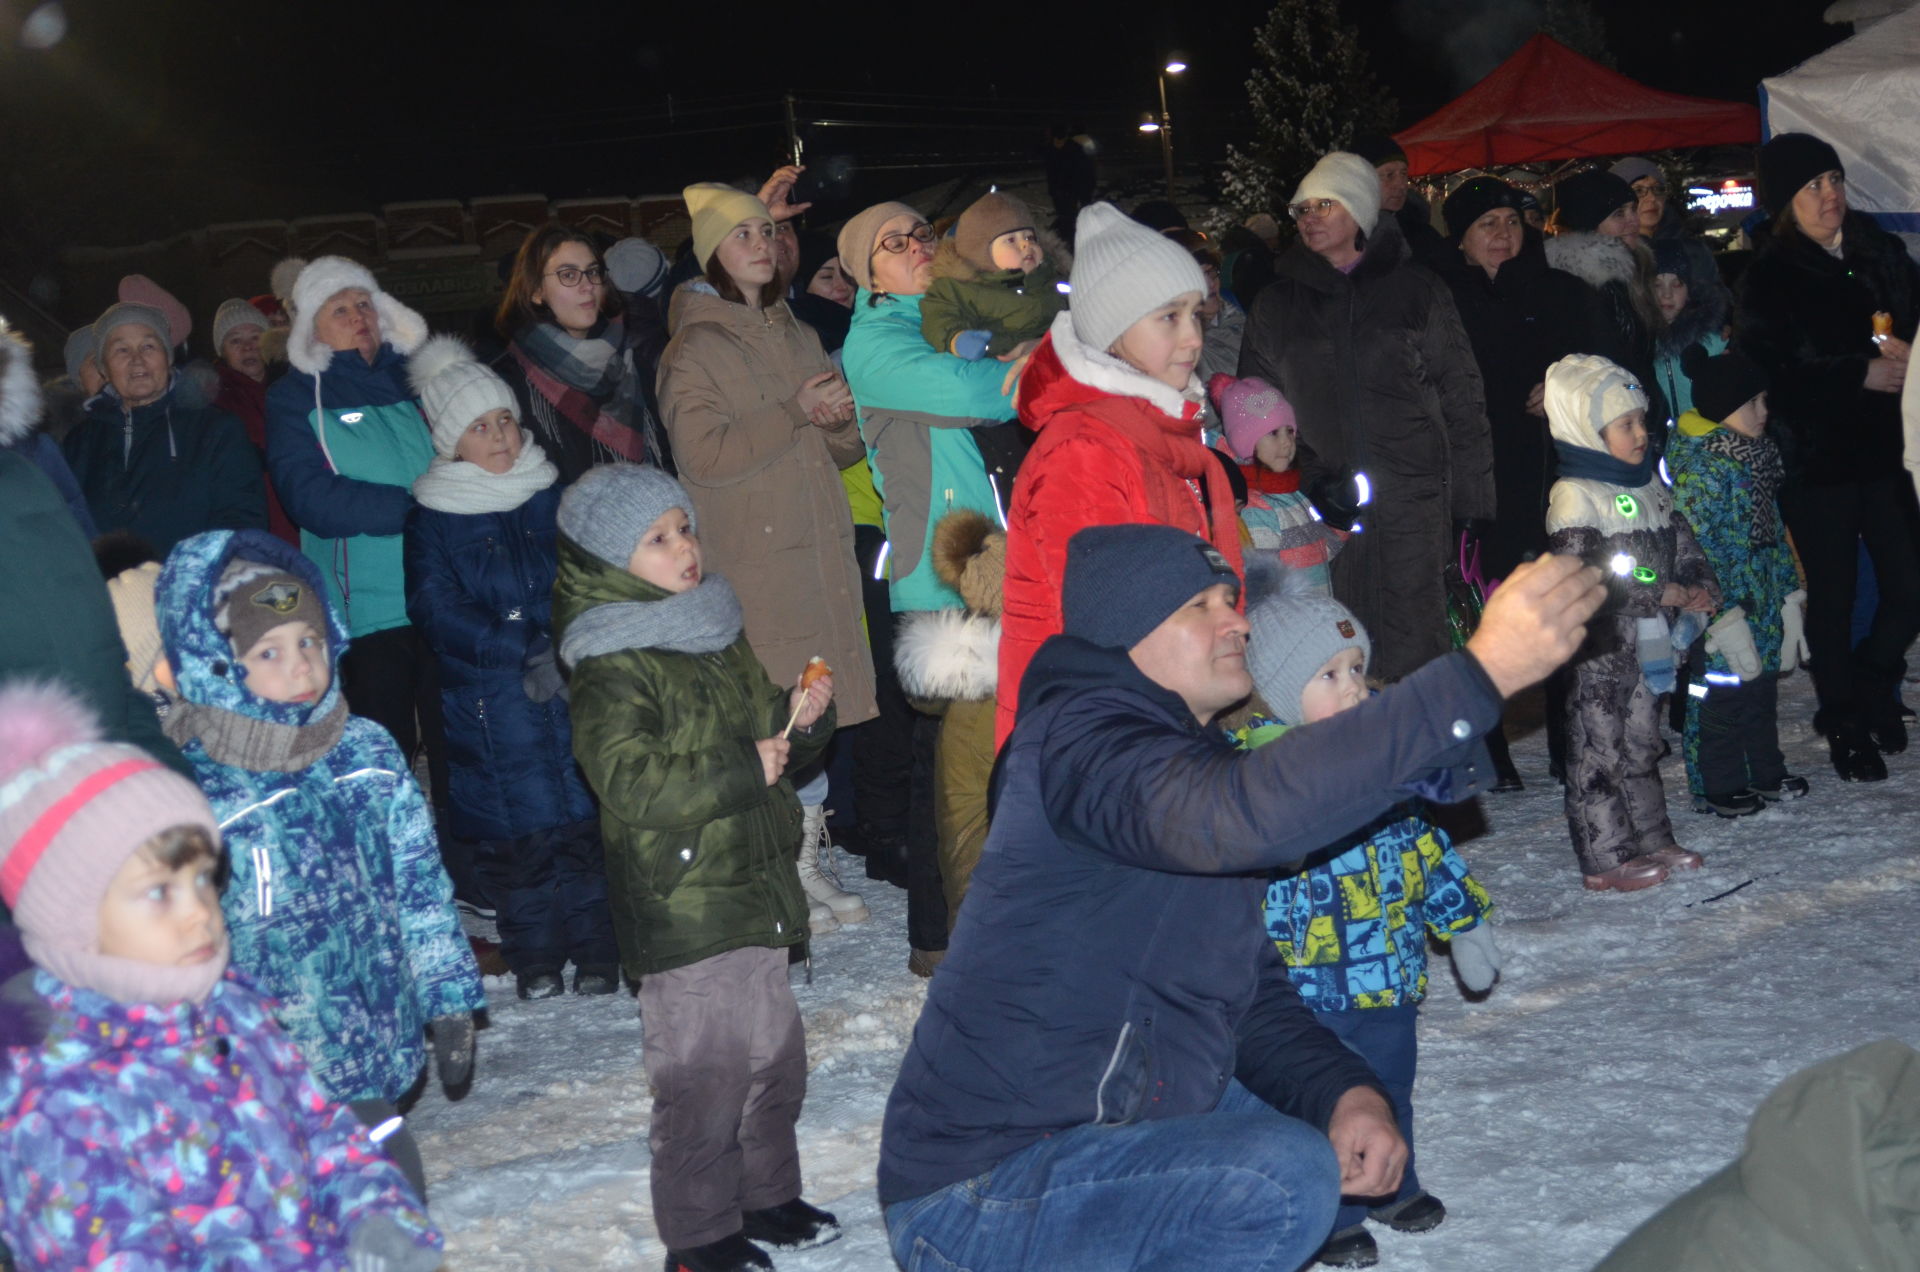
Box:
[799,805,868,926]
[663,1232,771,1272]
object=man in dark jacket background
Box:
[879,523,1604,1270]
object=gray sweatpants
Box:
[639,944,806,1249]
[1565,647,1677,875]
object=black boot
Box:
[663,1233,771,1272]
[572,964,620,995]
[515,969,565,1000]
[860,831,910,888]
[1315,1225,1378,1267]
[1369,1191,1447,1233]
[1828,720,1888,782]
[1868,707,1909,755]
[741,1197,842,1251]
[1485,727,1524,792]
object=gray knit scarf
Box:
[164,696,349,773]
[559,573,744,667]
[1704,427,1786,546]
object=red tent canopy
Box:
[1393,34,1761,176]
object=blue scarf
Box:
[1553,440,1655,489]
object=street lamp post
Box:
[1140,58,1186,200]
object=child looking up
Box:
[551,465,840,1272]
[1240,588,1497,1270]
[0,682,441,1272]
[156,528,486,1199]
[1669,348,1809,816]
[1544,355,1720,892]
[921,192,1070,360]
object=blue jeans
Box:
[1315,1004,1420,1232]
[882,1080,1339,1271]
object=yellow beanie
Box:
[684,183,773,273]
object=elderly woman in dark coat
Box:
[1240,150,1494,682]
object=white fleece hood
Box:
[1546,353,1648,451]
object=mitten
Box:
[522,637,565,704]
[952,329,993,361]
[349,1216,441,1272]
[1449,922,1502,993]
[430,1014,475,1093]
[1704,606,1763,681]
[1636,615,1675,694]
[1305,467,1369,533]
[1780,589,1810,673]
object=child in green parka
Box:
[920,192,1070,360]
[551,464,842,1272]
[1669,347,1810,816]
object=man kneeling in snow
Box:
[878,524,1603,1270]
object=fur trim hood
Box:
[894,608,998,701]
[1545,231,1637,292]
[931,509,1005,617]
[1028,308,1205,425]
[930,226,1073,285]
[0,324,42,447]
[284,255,428,376]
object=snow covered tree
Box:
[1220,0,1399,221]
[1542,0,1615,68]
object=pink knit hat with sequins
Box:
[0,681,226,1004]
[1210,373,1297,462]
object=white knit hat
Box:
[408,334,518,457]
[1068,202,1208,354]
[211,297,266,356]
[284,255,428,376]
[1292,151,1383,236]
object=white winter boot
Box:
[799,805,869,926]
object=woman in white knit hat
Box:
[656,182,878,936]
[402,335,619,999]
[1240,150,1495,684]
[997,201,1248,747]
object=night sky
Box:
[0,0,1848,266]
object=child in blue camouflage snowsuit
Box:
[1668,348,1808,814]
[155,528,486,1198]
[1239,585,1497,1267]
[0,681,441,1272]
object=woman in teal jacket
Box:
[265,257,451,834]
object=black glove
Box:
[522,636,565,704]
[430,1014,475,1094]
[1305,467,1369,532]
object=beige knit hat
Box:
[684,183,774,272]
[1292,151,1383,236]
[836,201,923,293]
[211,297,267,356]
[955,192,1037,272]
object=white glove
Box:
[1780,589,1810,673]
[1449,922,1501,993]
[1705,606,1763,682]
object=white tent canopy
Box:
[1763,2,1920,244]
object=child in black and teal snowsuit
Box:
[1668,347,1809,815]
[1238,583,1497,1269]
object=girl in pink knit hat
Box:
[0,680,441,1272]
[1210,372,1345,594]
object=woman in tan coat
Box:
[657,182,877,931]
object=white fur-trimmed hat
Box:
[1292,151,1383,237]
[1068,202,1208,354]
[284,255,427,376]
[0,322,42,448]
[409,334,518,457]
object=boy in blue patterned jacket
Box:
[155,528,486,1200]
[1668,348,1810,816]
[1239,586,1498,1269]
[0,681,440,1272]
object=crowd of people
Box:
[0,123,1914,1272]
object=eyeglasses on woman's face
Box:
[1287,199,1339,221]
[874,223,937,255]
[544,263,608,288]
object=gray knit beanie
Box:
[1245,593,1372,726]
[91,303,174,361]
[1062,523,1239,652]
[63,327,96,381]
[557,463,695,568]
[1068,203,1209,354]
[212,298,267,355]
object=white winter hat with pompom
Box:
[408,334,518,458]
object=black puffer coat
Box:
[1545,231,1671,433]
[1239,219,1494,681]
[1733,211,1920,488]
[1439,231,1612,577]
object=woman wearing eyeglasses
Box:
[492,223,674,486]
[655,183,879,936]
[835,200,1027,977]
[1735,132,1920,781]
[1240,150,1494,684]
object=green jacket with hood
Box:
[552,537,833,977]
[920,229,1071,359]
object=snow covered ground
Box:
[411,670,1920,1271]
